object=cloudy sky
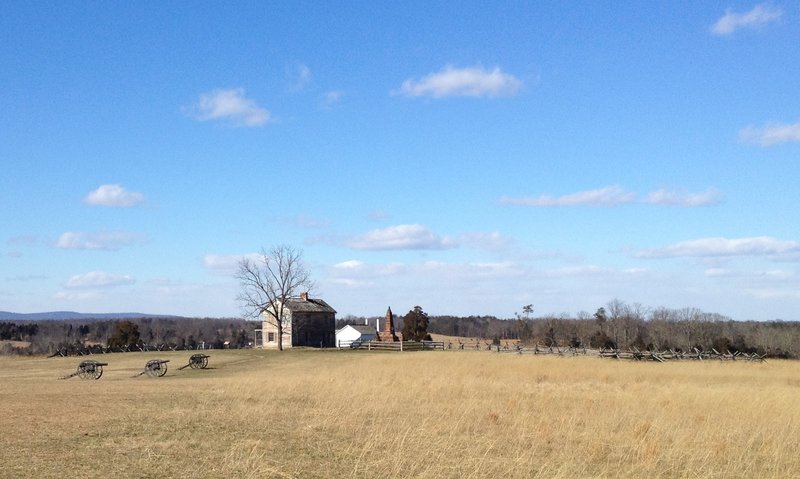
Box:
[2,2,799,320]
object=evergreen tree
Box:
[401,306,431,341]
[107,320,140,349]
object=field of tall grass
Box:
[1,349,798,478]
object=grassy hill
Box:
[1,349,799,478]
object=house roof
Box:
[341,324,377,335]
[281,297,337,314]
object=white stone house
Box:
[261,293,336,348]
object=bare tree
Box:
[606,298,627,348]
[677,307,702,350]
[236,245,314,351]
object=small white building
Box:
[335,324,377,348]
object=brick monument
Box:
[378,306,400,342]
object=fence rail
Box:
[47,342,218,358]
[437,340,768,363]
[441,341,587,355]
[339,340,445,351]
[598,347,767,362]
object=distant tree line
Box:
[0,317,256,356]
[5,299,798,358]
[0,322,39,341]
[336,300,800,359]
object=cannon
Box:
[177,353,210,370]
[60,360,108,380]
[133,359,170,378]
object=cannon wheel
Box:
[190,354,209,369]
[78,361,103,380]
[145,359,168,377]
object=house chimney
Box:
[300,292,308,301]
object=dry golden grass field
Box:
[1,349,799,478]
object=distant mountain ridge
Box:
[0,311,181,321]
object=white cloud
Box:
[501,186,722,208]
[500,186,636,207]
[321,257,665,318]
[55,231,144,250]
[190,88,271,126]
[367,210,390,221]
[550,265,610,277]
[622,267,650,275]
[287,63,312,91]
[636,236,800,259]
[395,65,522,98]
[54,290,100,301]
[410,260,528,282]
[740,269,800,302]
[322,90,345,107]
[344,226,506,252]
[745,288,800,300]
[739,121,800,146]
[458,232,512,251]
[334,260,364,270]
[49,278,240,317]
[64,271,135,289]
[326,259,524,291]
[644,188,722,206]
[462,261,523,278]
[330,278,364,287]
[762,269,794,279]
[705,268,733,277]
[711,3,782,35]
[284,214,331,229]
[83,184,145,207]
[202,253,261,276]
[545,265,649,279]
[704,268,792,279]
[8,235,37,246]
[326,261,408,289]
[6,274,47,281]
[347,224,457,250]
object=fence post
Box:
[400,341,403,352]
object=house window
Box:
[268,332,275,342]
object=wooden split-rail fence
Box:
[339,340,445,351]
[496,344,588,356]
[598,347,767,362]
[47,342,217,358]
[439,340,768,363]
[444,341,587,356]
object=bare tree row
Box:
[421,300,798,358]
[0,317,255,356]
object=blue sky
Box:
[2,2,799,320]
